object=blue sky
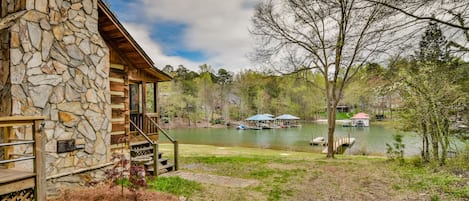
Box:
[148,22,207,62]
[107,0,262,72]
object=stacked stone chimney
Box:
[1,0,111,177]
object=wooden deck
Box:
[322,137,356,154]
[0,168,36,195]
[0,116,46,200]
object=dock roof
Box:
[351,113,369,119]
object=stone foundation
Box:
[4,0,111,177]
[46,164,110,197]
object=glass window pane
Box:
[130,84,139,112]
[146,83,155,113]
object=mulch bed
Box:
[48,184,179,201]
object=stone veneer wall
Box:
[7,0,112,176]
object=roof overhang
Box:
[97,1,172,82]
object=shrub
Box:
[105,153,148,197]
[386,134,405,163]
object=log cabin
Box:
[0,0,175,200]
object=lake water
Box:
[160,123,424,156]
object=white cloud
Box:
[118,0,262,72]
[121,23,200,70]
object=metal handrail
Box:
[145,115,179,171]
[0,116,45,201]
[0,156,35,164]
[0,140,35,147]
[0,140,36,165]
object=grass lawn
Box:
[318,112,352,120]
[158,144,469,201]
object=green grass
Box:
[247,168,305,200]
[148,176,202,197]
[178,154,308,200]
[318,112,352,120]
[187,155,269,164]
[391,161,469,199]
[115,178,131,187]
[157,144,469,200]
[336,112,351,120]
[115,176,203,197]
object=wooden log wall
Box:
[109,67,128,148]
[0,31,10,161]
[0,30,11,117]
[105,37,163,147]
[109,47,129,148]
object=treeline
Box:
[157,61,419,126]
[158,22,469,165]
[158,64,327,125]
[345,22,468,164]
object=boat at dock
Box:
[237,124,263,130]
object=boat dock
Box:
[310,137,325,145]
[321,137,356,154]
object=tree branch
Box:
[366,0,469,31]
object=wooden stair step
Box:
[147,163,174,173]
[131,154,152,161]
[143,158,169,166]
[130,153,162,161]
[129,141,152,147]
[0,169,36,185]
[130,146,154,152]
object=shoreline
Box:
[314,119,351,124]
[160,118,356,129]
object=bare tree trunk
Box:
[421,121,430,162]
[327,106,337,158]
[326,81,335,158]
[431,131,439,161]
[251,0,396,158]
[440,139,447,166]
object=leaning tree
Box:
[251,0,397,157]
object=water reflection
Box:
[162,123,424,156]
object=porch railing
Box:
[144,113,158,134]
[0,116,45,201]
[145,115,178,171]
[130,113,143,132]
[130,113,158,135]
